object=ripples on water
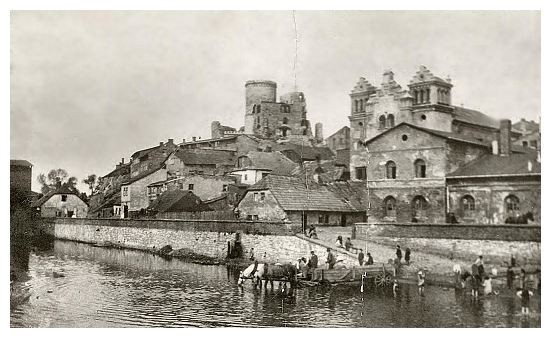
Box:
[10,241,541,328]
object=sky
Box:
[10,11,541,193]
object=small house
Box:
[32,184,88,218]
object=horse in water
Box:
[237,262,297,289]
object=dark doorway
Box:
[341,214,347,226]
[123,205,129,218]
[302,212,308,230]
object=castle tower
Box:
[315,122,324,143]
[244,80,277,134]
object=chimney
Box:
[168,138,174,145]
[121,157,125,164]
[192,136,196,142]
[182,138,186,144]
[315,122,323,143]
[491,140,499,155]
[159,142,164,146]
[499,119,512,156]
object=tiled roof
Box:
[148,190,210,213]
[239,151,298,175]
[121,165,165,185]
[31,184,83,207]
[104,163,130,178]
[10,159,33,167]
[130,144,160,160]
[277,143,335,162]
[247,175,364,212]
[290,160,347,183]
[452,106,500,129]
[173,149,235,166]
[447,153,540,178]
[326,126,350,140]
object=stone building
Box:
[235,175,366,226]
[129,139,177,178]
[151,174,236,202]
[244,80,318,142]
[230,150,298,185]
[349,66,521,179]
[325,126,351,169]
[512,118,540,150]
[165,148,236,177]
[447,142,540,224]
[32,184,89,218]
[180,134,275,157]
[120,165,167,217]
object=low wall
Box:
[354,223,540,242]
[42,218,354,266]
[354,223,540,266]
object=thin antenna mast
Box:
[292,10,299,92]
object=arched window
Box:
[505,195,520,213]
[383,196,397,219]
[379,115,386,129]
[461,195,475,213]
[419,90,424,103]
[282,129,288,137]
[355,100,359,112]
[425,88,430,103]
[412,195,428,220]
[414,159,426,178]
[387,114,395,128]
[385,161,396,179]
[282,117,288,125]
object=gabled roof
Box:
[290,160,348,183]
[32,184,84,207]
[237,151,298,175]
[172,148,235,166]
[276,143,335,162]
[10,159,33,167]
[365,122,489,148]
[326,126,350,140]
[447,153,540,178]
[246,175,364,213]
[148,190,210,213]
[121,165,165,185]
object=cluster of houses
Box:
[27,69,541,226]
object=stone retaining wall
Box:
[354,223,540,242]
[43,218,355,266]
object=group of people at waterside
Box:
[454,255,539,315]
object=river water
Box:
[10,240,540,328]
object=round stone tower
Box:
[245,80,277,134]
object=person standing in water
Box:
[417,269,426,296]
[517,287,534,315]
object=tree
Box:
[82,174,97,195]
[37,169,78,195]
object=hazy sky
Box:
[10,11,540,192]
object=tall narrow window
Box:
[355,166,367,180]
[505,195,520,213]
[282,117,288,124]
[385,161,397,179]
[188,184,194,190]
[61,194,67,202]
[383,196,397,219]
[414,159,426,178]
[379,115,386,129]
[387,114,395,128]
[359,99,364,112]
[425,88,430,103]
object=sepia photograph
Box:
[8,5,542,329]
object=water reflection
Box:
[10,240,541,328]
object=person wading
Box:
[358,249,365,266]
[326,248,336,269]
[396,245,402,263]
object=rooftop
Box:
[447,152,540,178]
